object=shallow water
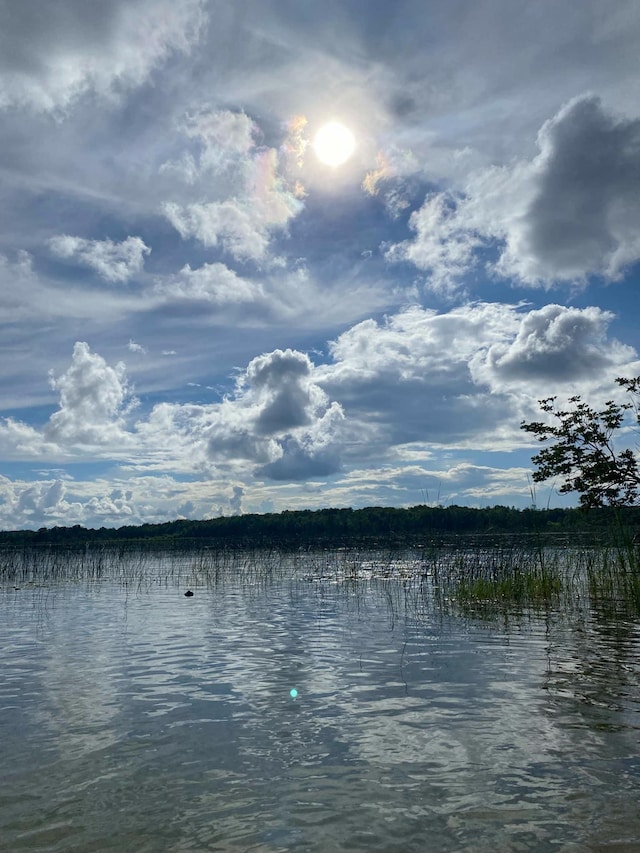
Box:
[1,551,640,852]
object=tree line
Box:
[1,503,638,548]
[1,376,638,548]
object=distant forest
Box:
[1,504,639,548]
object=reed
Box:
[433,543,562,614]
[583,541,640,619]
[2,532,639,622]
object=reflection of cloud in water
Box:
[321,621,577,781]
[2,554,640,852]
[342,697,471,768]
[35,591,125,759]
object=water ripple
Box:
[1,556,639,852]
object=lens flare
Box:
[289,688,298,699]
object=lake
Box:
[1,546,640,852]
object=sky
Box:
[1,0,640,529]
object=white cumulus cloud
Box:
[203,348,346,480]
[490,95,640,285]
[386,192,483,293]
[154,262,265,304]
[0,418,52,460]
[319,302,639,450]
[45,342,136,447]
[49,235,150,283]
[469,304,637,389]
[0,476,83,528]
[163,135,303,263]
[390,95,640,288]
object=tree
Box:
[521,377,640,508]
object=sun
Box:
[313,121,356,166]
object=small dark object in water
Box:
[184,589,194,597]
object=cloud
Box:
[202,401,282,467]
[319,302,638,450]
[45,342,136,447]
[128,347,347,481]
[204,349,346,479]
[244,349,324,434]
[188,109,255,156]
[0,418,52,460]
[49,235,150,282]
[2,2,640,529]
[0,300,636,511]
[385,192,482,293]
[362,149,418,221]
[258,402,345,481]
[390,95,640,288]
[240,349,347,480]
[492,95,640,284]
[229,485,244,515]
[162,117,303,263]
[0,250,150,340]
[0,251,42,322]
[164,199,265,262]
[0,0,205,112]
[282,115,310,170]
[0,476,84,528]
[320,305,513,448]
[154,262,265,304]
[85,490,134,520]
[325,304,512,385]
[0,473,205,529]
[160,109,257,182]
[16,479,65,515]
[151,255,391,331]
[470,304,637,389]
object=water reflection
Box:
[1,550,639,852]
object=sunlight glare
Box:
[313,122,356,166]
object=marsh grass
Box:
[3,534,640,622]
[425,543,564,618]
[446,538,640,621]
[583,541,640,620]
[456,565,563,606]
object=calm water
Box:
[1,550,640,852]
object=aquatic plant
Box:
[2,533,640,622]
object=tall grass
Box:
[2,533,639,621]
[584,542,640,620]
[426,542,563,616]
